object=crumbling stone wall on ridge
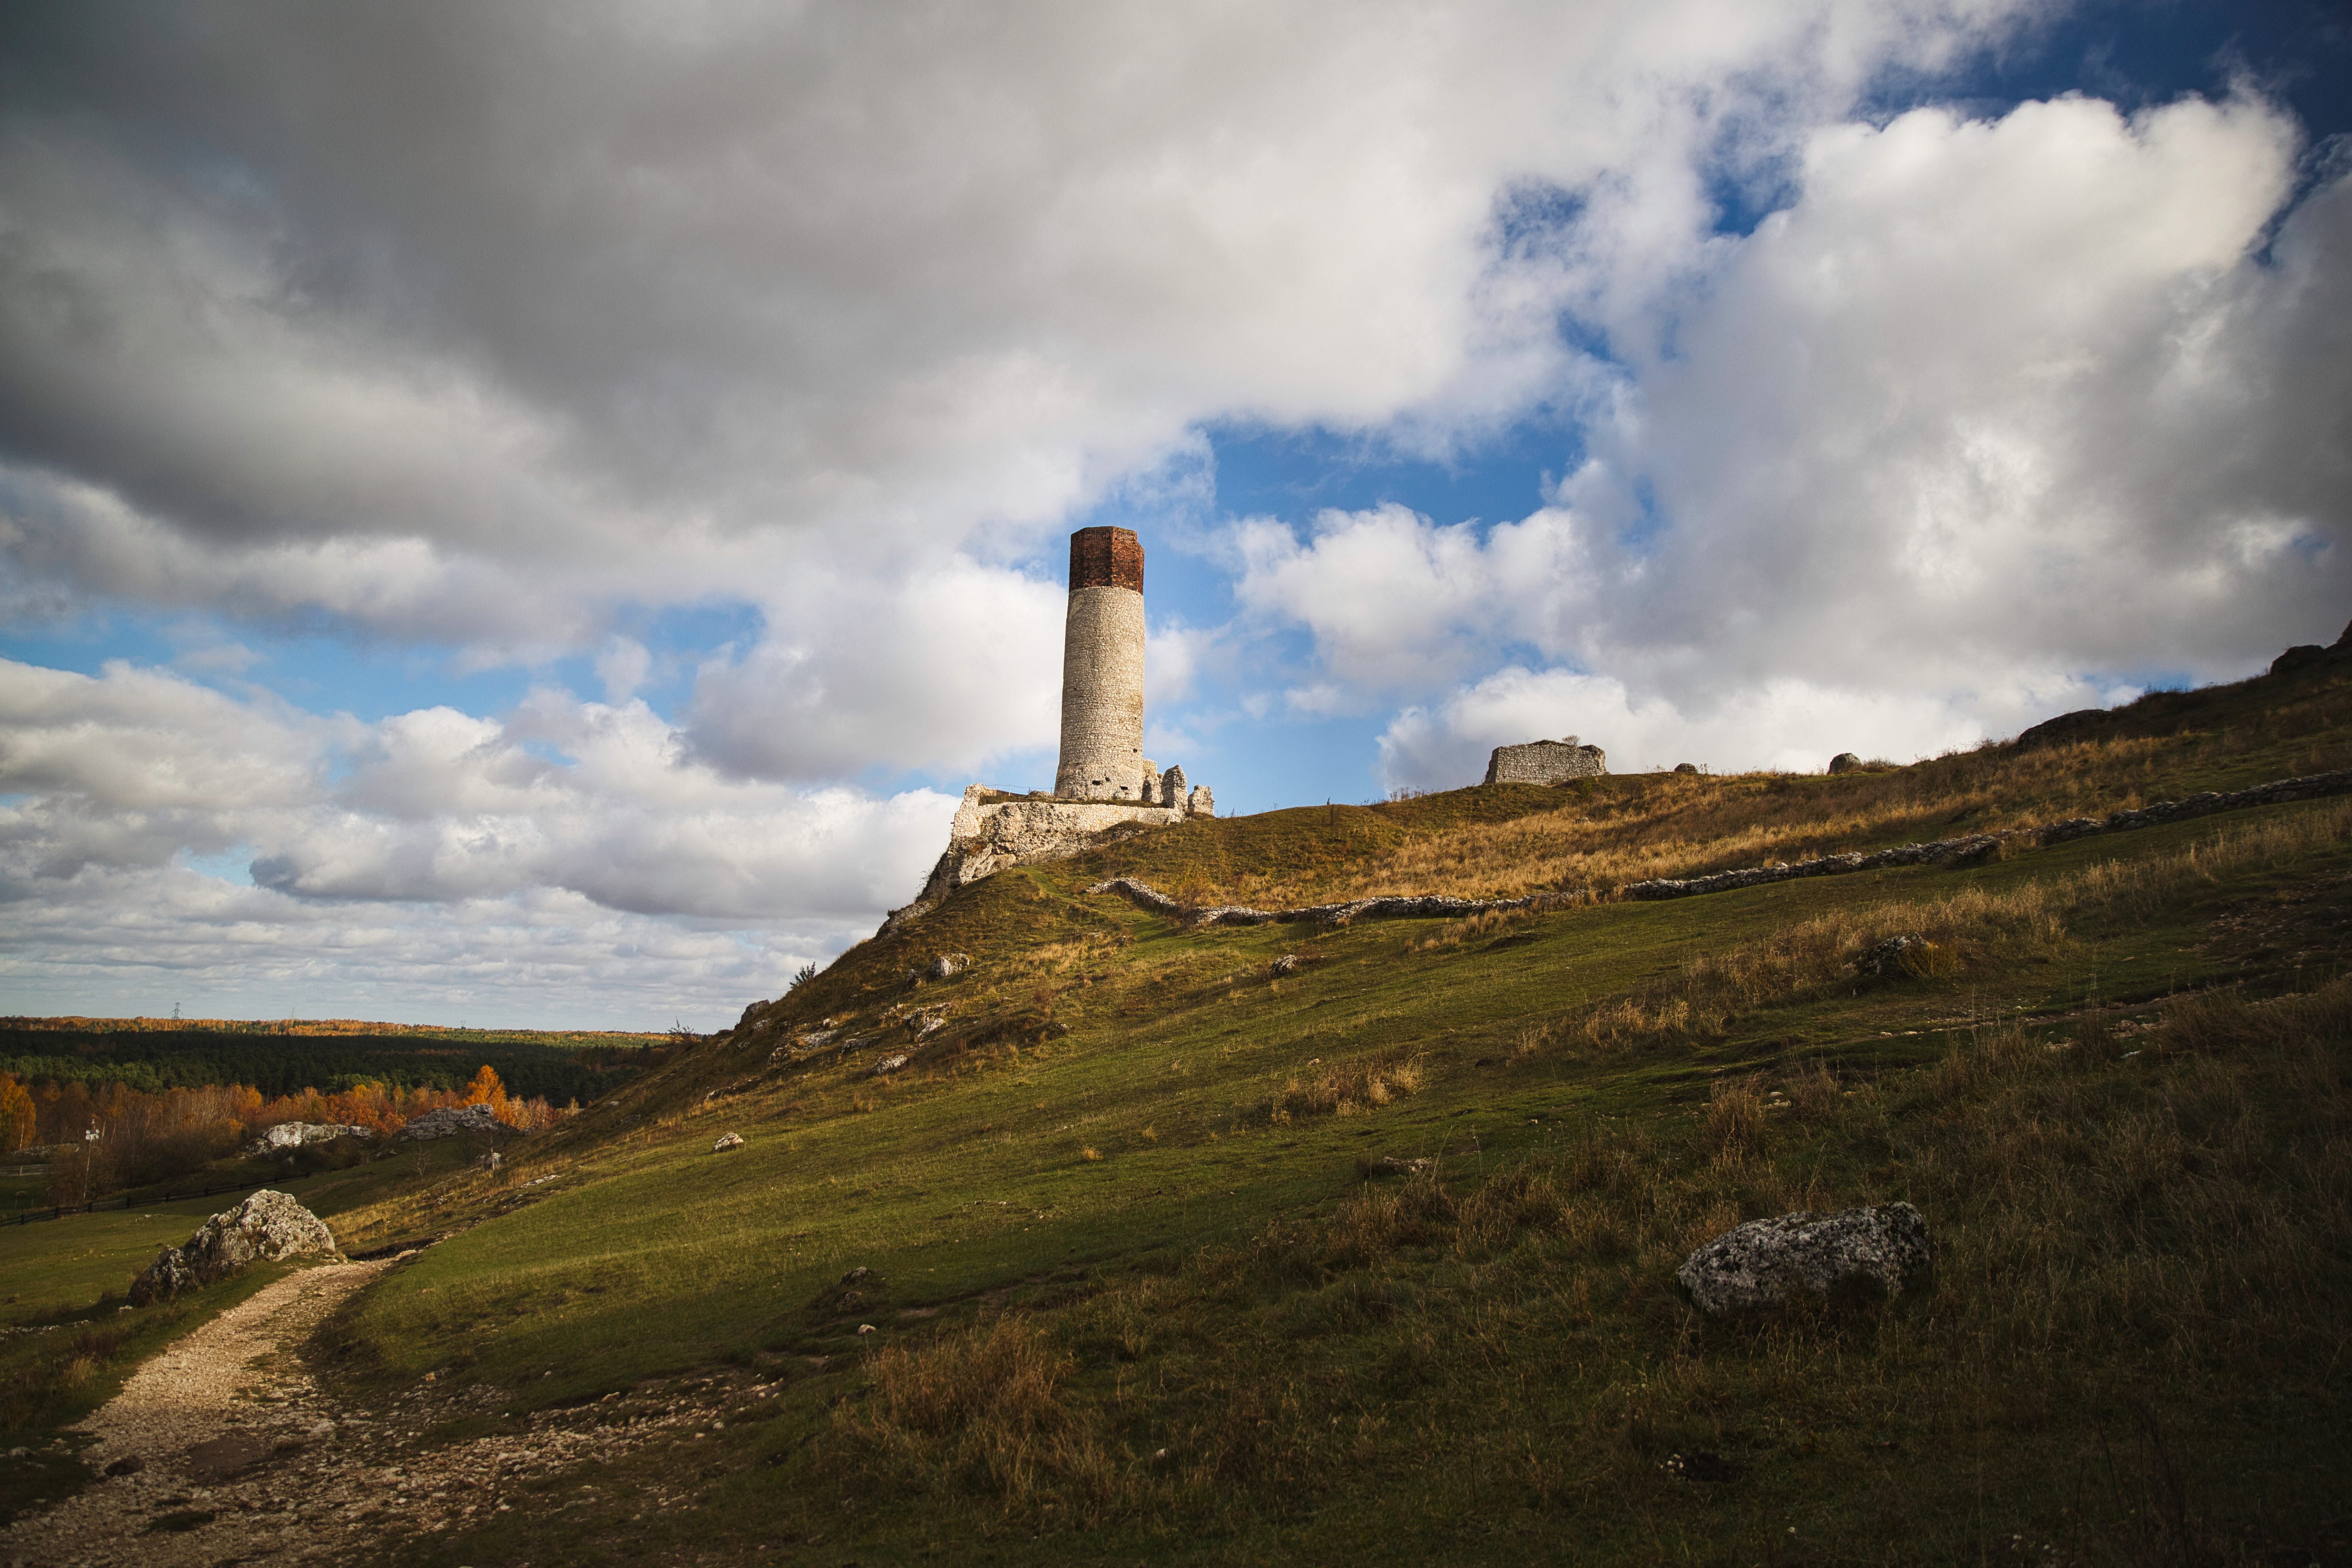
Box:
[1484,735,1607,785]
[889,781,1213,927]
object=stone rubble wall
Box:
[1626,765,2352,900]
[1088,876,1558,928]
[1484,738,1607,785]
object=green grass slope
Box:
[14,658,2352,1565]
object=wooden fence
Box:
[5,1169,314,1227]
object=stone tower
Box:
[1054,526,1147,800]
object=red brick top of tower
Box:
[1068,526,1144,593]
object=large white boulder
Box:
[1676,1203,1934,1318]
[247,1121,372,1156]
[397,1104,512,1140]
[129,1190,339,1305]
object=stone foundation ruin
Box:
[1484,735,1607,785]
[892,527,1214,926]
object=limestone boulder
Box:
[398,1104,512,1141]
[713,1132,745,1152]
[927,953,971,980]
[247,1121,371,1156]
[130,1190,339,1306]
[1676,1203,1933,1318]
[1856,935,1923,976]
[1827,752,1863,774]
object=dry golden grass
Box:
[840,1315,1122,1522]
[1534,799,2352,1058]
[1260,1053,1425,1123]
[1193,731,2343,909]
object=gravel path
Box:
[5,1256,763,1567]
[3,1259,390,1568]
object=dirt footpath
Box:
[4,1259,393,1568]
[5,1255,764,1566]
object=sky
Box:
[1,0,2346,1029]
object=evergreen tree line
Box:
[0,1025,646,1103]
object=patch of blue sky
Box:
[1868,0,2351,145]
[3,593,768,733]
[537,597,766,717]
[1201,415,1576,537]
[177,845,256,885]
[0,607,536,722]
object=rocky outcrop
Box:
[1484,736,1606,785]
[927,953,971,980]
[397,1104,513,1141]
[247,1122,372,1156]
[130,1191,340,1305]
[911,784,1211,908]
[2021,624,2352,751]
[1827,752,1863,774]
[1676,1203,1933,1317]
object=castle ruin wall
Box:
[1484,737,1607,785]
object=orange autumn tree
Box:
[462,1064,532,1127]
[0,1073,34,1154]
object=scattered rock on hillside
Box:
[1271,953,1301,976]
[398,1104,512,1141]
[1676,1202,1933,1318]
[1673,762,1699,775]
[1855,935,1923,976]
[130,1190,339,1306]
[1827,752,1863,774]
[927,952,971,980]
[712,1132,744,1152]
[872,1053,910,1075]
[246,1122,372,1156]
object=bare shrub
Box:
[1262,1054,1425,1123]
[1702,1077,1768,1165]
[1454,1165,1564,1252]
[1787,1058,1842,1120]
[844,1316,1118,1520]
[1323,1175,1457,1267]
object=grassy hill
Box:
[10,655,2352,1564]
